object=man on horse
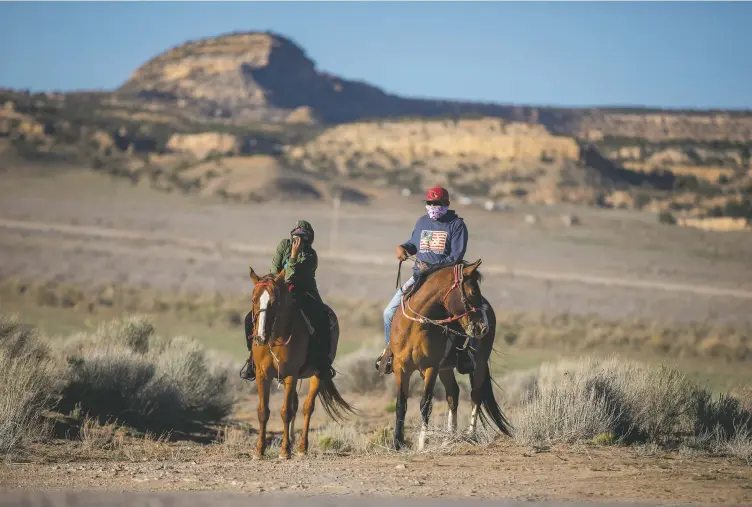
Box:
[376,186,471,374]
[243,220,336,380]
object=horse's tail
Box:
[474,368,513,437]
[317,369,358,423]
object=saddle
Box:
[300,304,339,358]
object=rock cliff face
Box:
[116,31,752,144]
[284,118,613,205]
[577,112,752,143]
[117,32,444,124]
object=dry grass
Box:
[6,278,751,364]
[0,315,56,459]
[58,317,236,432]
[334,344,469,401]
[504,357,752,461]
[4,278,752,365]
[497,311,752,362]
[1,312,238,458]
[3,309,751,465]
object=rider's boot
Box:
[240,353,256,381]
[375,348,393,375]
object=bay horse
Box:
[387,259,512,450]
[247,267,355,459]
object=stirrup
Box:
[376,350,393,376]
[239,359,256,381]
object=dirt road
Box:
[2,217,752,301]
[0,490,742,507]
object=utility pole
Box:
[329,186,342,255]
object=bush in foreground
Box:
[508,357,752,462]
[59,316,235,432]
[0,315,56,457]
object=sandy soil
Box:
[2,443,751,504]
[2,168,751,324]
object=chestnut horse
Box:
[248,267,355,459]
[388,259,512,450]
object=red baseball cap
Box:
[425,186,450,203]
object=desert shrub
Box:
[335,347,387,395]
[509,357,751,452]
[723,198,752,222]
[512,359,622,445]
[0,352,56,457]
[58,317,234,432]
[140,336,234,429]
[495,312,752,362]
[314,424,367,454]
[632,191,652,210]
[0,315,56,457]
[60,346,157,424]
[0,313,50,361]
[658,210,677,225]
[690,391,751,438]
[334,345,465,400]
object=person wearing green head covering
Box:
[242,220,336,381]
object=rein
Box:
[400,263,484,337]
[395,255,418,290]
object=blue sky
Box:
[0,2,750,110]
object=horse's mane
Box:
[405,260,483,299]
[253,272,288,296]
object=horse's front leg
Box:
[297,375,320,456]
[289,389,299,447]
[466,367,485,441]
[439,369,460,445]
[393,365,412,451]
[417,367,438,451]
[279,375,298,459]
[254,375,272,459]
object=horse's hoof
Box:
[278,453,291,460]
[295,450,307,458]
[252,453,263,461]
[463,432,479,444]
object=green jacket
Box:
[270,221,321,301]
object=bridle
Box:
[251,279,293,347]
[400,263,487,339]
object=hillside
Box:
[2,30,752,226]
[116,31,752,143]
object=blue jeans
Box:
[384,278,415,346]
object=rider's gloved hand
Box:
[396,245,409,261]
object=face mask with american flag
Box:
[426,205,449,220]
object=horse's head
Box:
[249,267,290,346]
[442,259,489,339]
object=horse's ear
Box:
[274,269,285,283]
[249,267,260,283]
[462,259,482,277]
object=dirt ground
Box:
[2,442,751,504]
[1,167,751,323]
[2,164,752,504]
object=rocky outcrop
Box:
[678,216,751,232]
[284,118,612,204]
[576,113,752,143]
[166,132,243,159]
[115,31,752,144]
